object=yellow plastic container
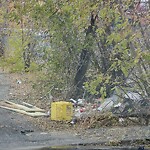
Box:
[51,101,73,121]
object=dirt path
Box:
[0,71,38,149]
[0,71,83,150]
[0,73,9,100]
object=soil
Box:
[0,70,81,150]
[0,69,150,150]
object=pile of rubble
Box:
[69,92,150,128]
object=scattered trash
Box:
[40,132,48,135]
[70,118,77,125]
[119,118,124,123]
[124,92,142,101]
[138,146,145,150]
[114,102,122,108]
[70,98,77,104]
[74,109,82,118]
[21,129,34,135]
[112,97,149,116]
[47,111,50,116]
[68,92,149,128]
[97,95,118,112]
[70,98,86,107]
[51,101,73,121]
[80,107,86,113]
[16,80,22,84]
[77,98,85,107]
[70,98,77,107]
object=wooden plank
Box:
[0,105,48,117]
[22,102,34,108]
[4,100,45,112]
[22,101,45,112]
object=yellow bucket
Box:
[51,101,73,121]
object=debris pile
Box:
[77,112,119,129]
[69,92,150,128]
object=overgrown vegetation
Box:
[0,0,150,102]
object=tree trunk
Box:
[71,13,98,99]
[73,49,90,98]
[23,43,31,72]
[0,0,9,57]
[0,39,5,57]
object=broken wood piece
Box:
[0,105,48,117]
[22,102,34,108]
[4,100,45,112]
[22,101,45,111]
